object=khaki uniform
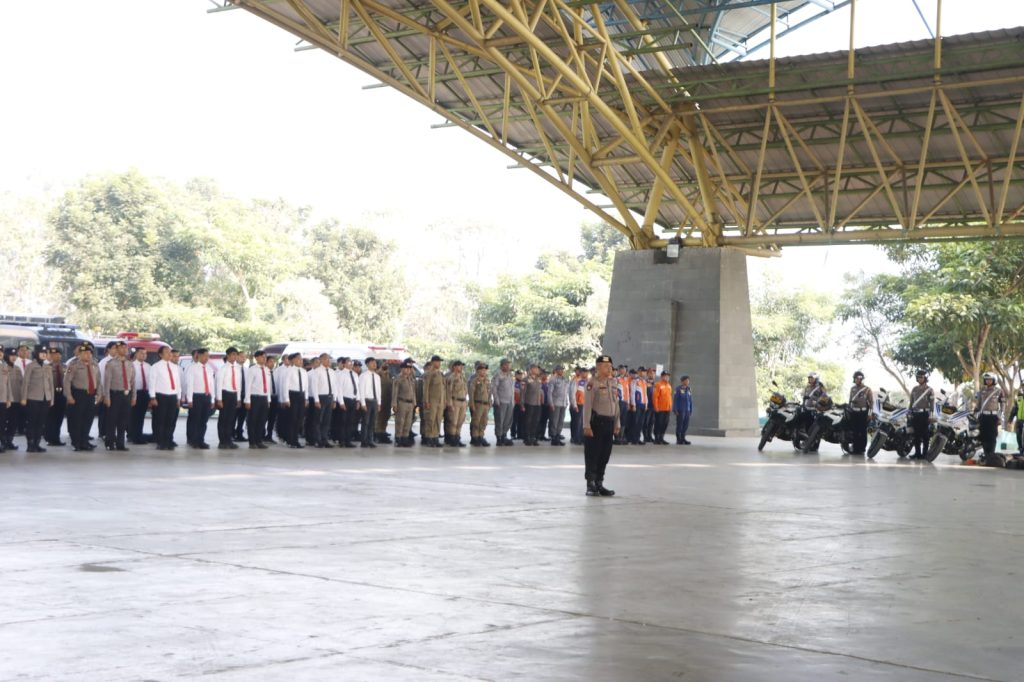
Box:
[468,374,491,439]
[422,368,446,439]
[0,364,12,404]
[22,362,55,403]
[375,367,393,435]
[582,375,620,483]
[392,374,417,438]
[445,371,468,438]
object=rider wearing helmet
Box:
[975,371,1005,467]
[848,371,874,455]
[909,369,934,460]
[800,372,827,449]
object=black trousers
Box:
[287,391,306,445]
[511,405,523,438]
[46,391,67,444]
[1015,420,1023,453]
[187,393,212,446]
[536,405,549,439]
[849,410,869,453]
[304,398,319,444]
[523,404,541,444]
[217,392,238,445]
[341,398,359,443]
[129,390,150,443]
[267,399,279,440]
[653,411,670,442]
[617,401,629,442]
[5,403,23,446]
[0,403,6,450]
[26,399,48,448]
[570,407,582,443]
[643,405,655,442]
[153,393,179,448]
[105,392,131,448]
[628,406,646,443]
[234,401,247,439]
[584,414,615,481]
[979,414,999,457]
[910,411,930,455]
[362,399,378,445]
[96,401,106,441]
[247,395,269,446]
[69,389,97,448]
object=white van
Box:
[260,342,421,377]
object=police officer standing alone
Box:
[673,375,693,445]
[583,355,619,496]
[847,372,874,455]
[975,372,1005,467]
[908,369,934,460]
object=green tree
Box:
[837,273,913,395]
[306,220,407,342]
[580,221,628,274]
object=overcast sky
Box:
[2,0,1021,287]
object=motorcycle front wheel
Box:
[867,432,886,459]
[926,434,947,462]
[758,421,778,452]
[802,424,821,454]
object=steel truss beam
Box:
[226,0,1024,250]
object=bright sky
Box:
[2,0,1022,296]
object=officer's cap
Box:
[225,346,239,355]
[596,355,612,364]
[401,359,414,368]
[628,369,638,375]
[430,355,443,362]
[452,360,464,367]
[49,347,61,354]
[499,358,510,365]
[33,344,48,354]
[353,359,363,367]
[636,365,646,371]
[113,340,126,348]
[80,342,94,352]
[475,361,488,370]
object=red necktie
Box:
[167,363,175,391]
[261,367,267,392]
[231,365,237,391]
[121,362,128,391]
[141,364,147,390]
[87,365,95,395]
[202,366,210,395]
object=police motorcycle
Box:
[933,389,980,462]
[758,381,801,451]
[867,388,913,459]
[801,394,853,454]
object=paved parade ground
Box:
[2,425,1023,681]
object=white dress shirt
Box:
[133,360,150,392]
[98,355,112,390]
[337,368,361,401]
[282,365,307,396]
[245,364,273,403]
[186,362,215,397]
[308,365,336,401]
[150,359,182,398]
[216,361,241,397]
[358,370,381,407]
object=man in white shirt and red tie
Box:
[359,357,382,448]
[186,348,215,449]
[149,346,182,451]
[243,350,272,450]
[216,347,241,450]
[129,348,150,445]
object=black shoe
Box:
[46,440,66,446]
[264,437,277,444]
[83,443,96,451]
[5,442,18,450]
[586,480,599,496]
[455,440,466,447]
[198,443,211,450]
[480,439,491,446]
[115,445,129,452]
[233,436,246,442]
[218,444,233,450]
[682,439,692,445]
[596,481,615,496]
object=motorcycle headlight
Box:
[770,395,784,406]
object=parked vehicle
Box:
[933,390,980,462]
[758,381,801,451]
[259,342,421,377]
[867,389,913,459]
[92,331,170,363]
[0,313,92,360]
[801,396,853,454]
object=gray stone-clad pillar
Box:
[602,247,759,437]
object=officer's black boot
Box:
[481,437,490,446]
[586,478,599,496]
[595,480,615,497]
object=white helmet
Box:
[982,371,997,384]
[807,371,819,381]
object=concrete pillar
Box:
[602,247,759,437]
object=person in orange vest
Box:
[652,371,674,445]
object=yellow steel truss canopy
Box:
[224,0,1024,250]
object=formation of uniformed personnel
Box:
[392,360,417,447]
[421,355,445,448]
[583,354,620,496]
[847,371,874,456]
[21,345,55,453]
[374,361,393,444]
[974,372,1004,467]
[444,360,468,447]
[547,365,569,446]
[908,369,934,460]
[468,361,491,446]
[490,359,515,446]
[521,365,543,446]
